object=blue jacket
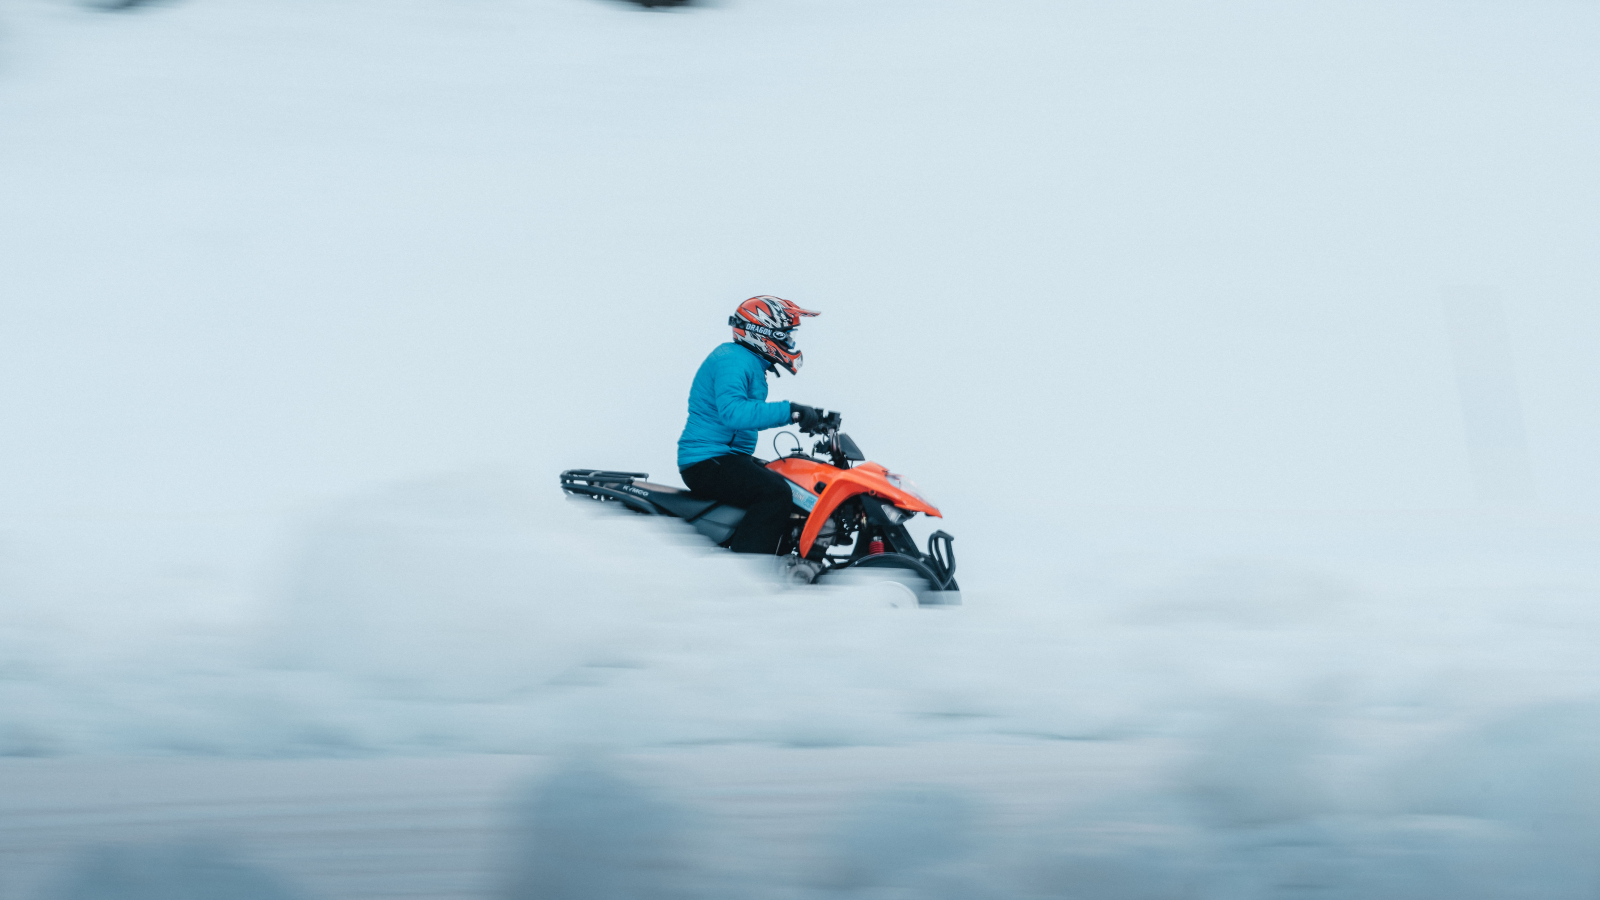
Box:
[678,343,793,469]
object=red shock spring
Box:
[868,537,886,555]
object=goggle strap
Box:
[730,316,795,342]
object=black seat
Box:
[633,482,726,520]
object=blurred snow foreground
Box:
[4,473,1600,898]
[12,721,1600,900]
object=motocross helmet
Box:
[730,295,819,375]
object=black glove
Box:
[791,403,825,433]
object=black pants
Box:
[680,454,793,554]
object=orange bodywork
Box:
[766,457,942,558]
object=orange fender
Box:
[767,457,941,558]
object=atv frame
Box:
[559,416,959,604]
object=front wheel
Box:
[817,553,961,606]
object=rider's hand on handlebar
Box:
[791,403,825,433]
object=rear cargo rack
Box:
[559,469,658,513]
[560,469,649,487]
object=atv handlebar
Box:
[799,410,842,436]
[788,410,863,467]
[814,430,865,465]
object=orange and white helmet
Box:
[730,295,819,374]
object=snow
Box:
[3,0,1600,896]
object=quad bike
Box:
[559,413,960,605]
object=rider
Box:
[678,296,826,555]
